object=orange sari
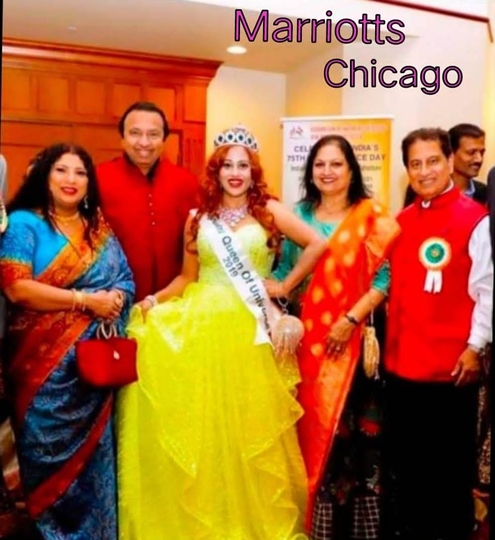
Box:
[297,198,400,528]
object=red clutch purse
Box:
[75,322,138,388]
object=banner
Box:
[281,115,393,211]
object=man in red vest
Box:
[96,102,199,302]
[382,128,493,540]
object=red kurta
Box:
[385,187,487,382]
[96,156,199,301]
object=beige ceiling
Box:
[2,0,349,73]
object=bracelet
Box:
[73,290,87,312]
[345,313,359,325]
[278,281,288,298]
[114,289,125,302]
[113,289,125,307]
[145,294,158,307]
[71,289,77,311]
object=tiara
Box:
[213,125,259,152]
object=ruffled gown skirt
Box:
[116,279,308,539]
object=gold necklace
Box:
[49,211,81,224]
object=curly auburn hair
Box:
[189,145,281,251]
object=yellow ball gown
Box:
[116,223,308,540]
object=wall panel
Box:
[1,38,221,199]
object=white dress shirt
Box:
[467,215,493,350]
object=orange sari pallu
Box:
[296,198,400,529]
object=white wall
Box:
[285,46,343,117]
[203,0,492,209]
[341,12,488,211]
[206,66,286,196]
[481,0,495,176]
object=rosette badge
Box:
[419,237,452,293]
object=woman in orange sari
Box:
[269,135,400,539]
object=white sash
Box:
[200,215,273,347]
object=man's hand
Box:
[451,347,481,386]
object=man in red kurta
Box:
[382,128,492,540]
[96,102,199,301]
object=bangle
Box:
[71,289,77,311]
[114,289,125,302]
[73,290,86,312]
[114,289,125,307]
[345,313,359,325]
[145,294,158,307]
[279,281,289,298]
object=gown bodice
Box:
[197,223,275,286]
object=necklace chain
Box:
[218,204,249,227]
[49,211,81,224]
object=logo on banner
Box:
[289,125,304,139]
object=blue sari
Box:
[0,209,135,539]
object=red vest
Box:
[96,156,199,301]
[385,187,487,382]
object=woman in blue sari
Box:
[0,143,135,539]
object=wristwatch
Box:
[345,313,359,325]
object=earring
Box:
[83,196,89,210]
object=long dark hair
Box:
[7,143,101,248]
[300,135,370,208]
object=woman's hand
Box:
[86,290,122,320]
[108,289,125,312]
[264,279,289,298]
[326,316,356,357]
[136,297,155,321]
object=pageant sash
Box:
[200,216,273,347]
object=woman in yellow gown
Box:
[116,126,327,540]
